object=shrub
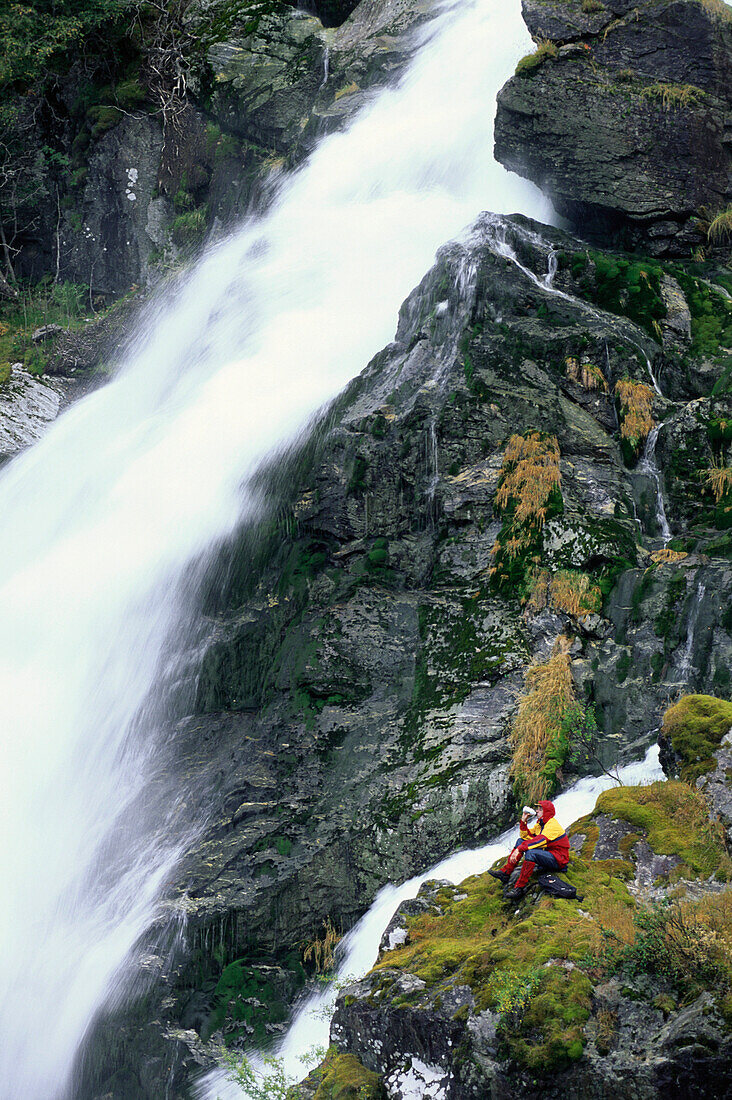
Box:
[597,899,732,995]
[0,361,11,385]
[171,207,207,245]
[495,432,562,527]
[549,570,602,619]
[662,694,732,781]
[489,966,543,1025]
[615,378,654,450]
[509,640,575,802]
[515,39,558,75]
[708,205,732,243]
[565,357,608,392]
[701,462,732,503]
[490,432,562,590]
[302,917,340,975]
[582,0,604,10]
[640,82,705,110]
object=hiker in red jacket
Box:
[488,799,570,900]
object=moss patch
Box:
[596,779,732,880]
[661,694,732,782]
[310,1050,384,1100]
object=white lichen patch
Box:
[385,1056,451,1100]
[125,167,139,202]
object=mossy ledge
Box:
[310,764,732,1098]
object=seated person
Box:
[488,799,570,900]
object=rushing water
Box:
[0,0,551,1096]
[202,745,664,1098]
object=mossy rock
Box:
[305,1049,384,1100]
[596,778,732,880]
[661,694,732,783]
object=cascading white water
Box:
[638,424,672,544]
[677,581,706,680]
[202,745,664,1098]
[0,1,551,1096]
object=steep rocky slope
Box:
[494,0,732,254]
[299,697,732,1099]
[1,0,441,296]
[74,210,732,1097]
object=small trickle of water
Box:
[544,248,558,288]
[319,45,330,90]
[638,425,671,544]
[678,581,706,681]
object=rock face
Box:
[494,0,732,254]
[0,368,65,462]
[8,0,442,295]
[314,747,732,1099]
[74,211,732,1097]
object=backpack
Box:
[537,873,580,900]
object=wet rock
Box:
[0,368,65,461]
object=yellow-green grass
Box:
[371,781,732,1068]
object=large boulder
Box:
[494,0,732,255]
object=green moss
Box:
[310,1050,384,1100]
[570,252,667,340]
[171,207,207,246]
[23,345,46,375]
[670,269,732,357]
[662,694,732,782]
[596,779,732,878]
[515,40,558,75]
[202,958,289,1045]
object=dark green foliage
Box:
[671,269,732,358]
[569,251,667,339]
[347,455,368,495]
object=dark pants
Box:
[524,849,562,872]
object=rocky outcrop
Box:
[309,743,732,1099]
[0,367,66,463]
[72,213,732,1097]
[8,0,443,295]
[494,0,732,254]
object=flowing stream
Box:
[202,745,664,1098]
[0,0,550,1096]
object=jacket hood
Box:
[538,800,556,820]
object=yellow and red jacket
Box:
[517,800,570,868]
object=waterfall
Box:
[0,0,550,1096]
[201,745,664,1098]
[638,425,672,544]
[677,581,706,681]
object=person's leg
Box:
[512,849,539,890]
[489,841,524,883]
[530,850,562,873]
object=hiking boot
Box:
[503,886,527,901]
[487,869,509,885]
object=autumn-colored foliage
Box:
[565,357,608,393]
[701,463,732,502]
[650,548,688,565]
[615,378,655,447]
[509,639,575,803]
[526,567,602,619]
[494,432,561,534]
